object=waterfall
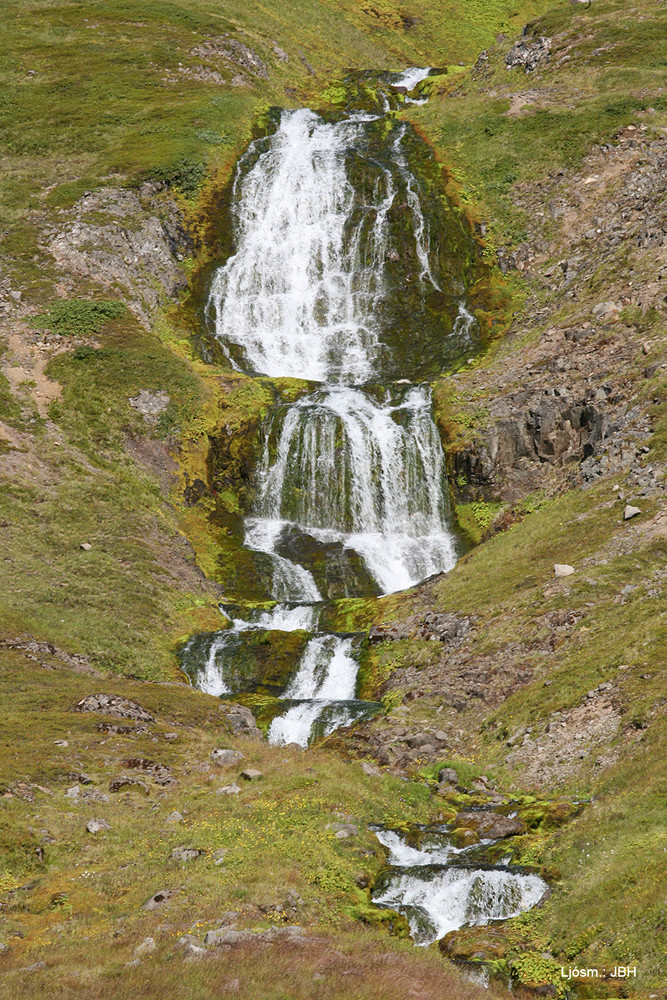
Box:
[191,76,477,746]
[267,634,359,747]
[208,108,393,385]
[372,827,549,946]
[250,384,457,594]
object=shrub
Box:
[33,299,126,337]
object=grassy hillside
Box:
[0,0,665,996]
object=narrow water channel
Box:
[183,69,479,746]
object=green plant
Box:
[33,299,126,337]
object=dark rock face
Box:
[450,389,622,490]
[74,694,154,723]
[369,612,471,645]
[275,524,380,600]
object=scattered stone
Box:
[170,846,203,863]
[221,703,263,739]
[65,785,80,799]
[81,788,110,804]
[86,818,110,834]
[166,811,184,824]
[142,889,175,911]
[438,767,458,784]
[240,769,263,781]
[455,811,527,839]
[273,44,289,62]
[623,504,641,520]
[134,936,156,957]
[216,782,241,795]
[123,757,174,786]
[0,942,8,954]
[54,739,69,747]
[224,979,241,992]
[204,927,255,948]
[212,848,227,865]
[361,761,380,776]
[554,564,575,578]
[128,389,170,426]
[109,776,149,795]
[79,542,92,551]
[505,36,551,73]
[211,748,245,768]
[75,693,154,723]
[592,300,620,321]
[164,733,178,741]
[328,823,358,838]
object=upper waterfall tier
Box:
[207,108,478,384]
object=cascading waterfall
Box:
[188,71,479,747]
[251,384,457,595]
[372,827,548,946]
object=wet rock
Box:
[86,818,110,834]
[455,811,527,839]
[451,827,480,848]
[240,768,263,781]
[134,936,156,957]
[211,748,245,768]
[623,504,641,520]
[554,564,575,578]
[143,889,175,910]
[171,846,204,863]
[74,693,154,723]
[216,782,241,795]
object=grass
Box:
[0,648,494,1000]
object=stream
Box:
[183,69,478,747]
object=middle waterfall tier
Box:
[246,383,458,597]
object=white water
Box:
[251,385,457,594]
[208,108,392,384]
[374,867,548,945]
[373,827,548,946]
[391,67,432,91]
[268,635,358,746]
[196,92,472,745]
[374,828,473,867]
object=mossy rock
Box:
[517,799,583,831]
[180,628,310,695]
[440,923,508,962]
[451,826,480,848]
[274,524,380,600]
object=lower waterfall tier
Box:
[248,384,458,597]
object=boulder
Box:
[438,767,458,784]
[623,505,641,520]
[74,693,154,723]
[553,564,575,578]
[204,927,255,948]
[240,769,263,781]
[142,889,175,911]
[134,936,156,957]
[171,846,203,863]
[86,818,110,834]
[216,782,241,795]
[211,748,245,768]
[455,811,527,839]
